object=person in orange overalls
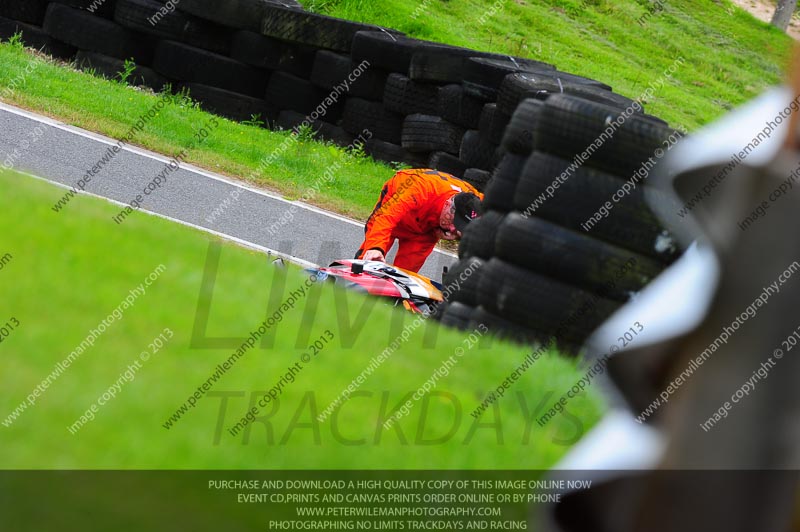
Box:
[355,169,484,273]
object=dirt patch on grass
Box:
[731,0,800,39]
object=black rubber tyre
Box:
[437,84,483,129]
[315,121,355,146]
[350,30,430,74]
[409,47,553,84]
[462,168,491,192]
[277,111,350,143]
[459,130,499,171]
[75,50,166,91]
[401,114,465,154]
[513,151,678,262]
[495,212,664,301]
[501,98,544,155]
[408,46,480,83]
[439,301,475,331]
[177,0,299,31]
[275,109,305,130]
[179,82,277,124]
[265,0,303,8]
[310,50,353,90]
[48,0,119,19]
[230,30,315,78]
[43,3,154,63]
[442,257,485,306]
[482,154,526,213]
[479,103,511,146]
[0,0,48,24]
[457,210,504,260]
[497,72,637,115]
[462,81,498,103]
[310,50,387,100]
[549,70,613,91]
[0,16,76,59]
[463,56,555,101]
[153,40,267,97]
[114,0,231,54]
[260,6,395,53]
[478,257,622,346]
[342,98,403,144]
[364,139,427,167]
[496,72,578,115]
[468,306,543,346]
[266,71,343,121]
[383,73,439,115]
[428,152,468,178]
[532,93,681,179]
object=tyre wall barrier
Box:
[0,0,683,349]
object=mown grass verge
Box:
[0,169,605,469]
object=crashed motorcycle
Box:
[305,259,444,315]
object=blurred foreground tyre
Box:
[458,210,504,260]
[462,168,491,192]
[478,258,621,346]
[513,151,678,262]
[468,306,541,345]
[482,153,526,213]
[442,257,485,307]
[501,98,544,156]
[495,213,664,301]
[440,302,474,330]
[532,94,680,178]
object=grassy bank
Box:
[0,38,395,220]
[307,0,793,130]
[0,170,604,469]
[0,0,793,221]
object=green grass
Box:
[0,0,793,221]
[0,39,394,220]
[0,170,605,469]
[307,0,793,131]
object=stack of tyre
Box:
[0,0,683,351]
[438,96,682,353]
[0,0,650,188]
[347,31,640,192]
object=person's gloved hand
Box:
[363,249,386,262]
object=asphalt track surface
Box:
[0,103,456,279]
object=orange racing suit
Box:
[355,169,483,273]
